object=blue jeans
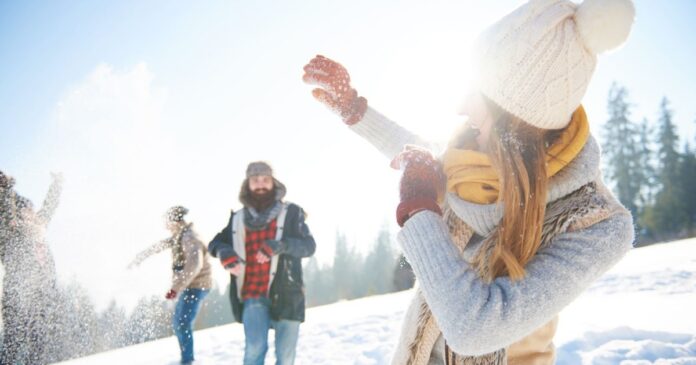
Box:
[173,288,209,363]
[242,297,301,365]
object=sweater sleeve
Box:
[171,235,204,292]
[349,107,438,160]
[397,210,634,356]
[36,177,62,226]
[208,212,234,258]
[129,239,173,267]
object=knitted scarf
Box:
[244,201,283,231]
[442,106,589,204]
[171,223,192,271]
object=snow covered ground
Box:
[59,238,696,365]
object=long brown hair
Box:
[473,99,562,281]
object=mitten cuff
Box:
[221,255,240,269]
[343,95,368,125]
[397,198,442,227]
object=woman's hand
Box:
[392,145,445,227]
[302,55,367,125]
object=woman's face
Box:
[19,206,35,222]
[459,92,495,152]
[166,220,181,232]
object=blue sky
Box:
[1,0,695,309]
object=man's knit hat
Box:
[246,161,274,178]
[473,0,635,130]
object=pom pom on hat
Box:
[166,205,188,222]
[575,0,635,54]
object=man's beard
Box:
[250,188,275,211]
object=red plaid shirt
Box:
[241,219,278,300]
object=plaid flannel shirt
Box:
[241,219,278,300]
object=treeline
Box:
[0,280,172,362]
[602,83,696,245]
[303,225,414,307]
[20,224,413,361]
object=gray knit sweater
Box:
[350,107,635,356]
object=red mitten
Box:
[165,289,177,300]
[392,146,445,227]
[303,55,368,125]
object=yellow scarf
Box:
[442,106,590,204]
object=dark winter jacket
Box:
[208,202,316,323]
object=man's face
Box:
[165,220,179,232]
[248,175,274,195]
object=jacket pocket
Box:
[270,285,305,322]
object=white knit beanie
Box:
[474,0,635,130]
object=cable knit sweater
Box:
[350,107,635,362]
[131,225,212,293]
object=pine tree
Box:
[332,232,363,299]
[634,117,656,241]
[679,141,696,235]
[124,295,172,345]
[602,83,642,225]
[303,256,321,306]
[636,118,656,206]
[97,300,128,351]
[304,256,337,306]
[38,280,100,362]
[690,119,696,232]
[692,119,696,231]
[643,98,689,239]
[362,224,397,295]
[656,98,681,180]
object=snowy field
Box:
[59,238,696,365]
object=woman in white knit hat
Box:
[303,0,636,364]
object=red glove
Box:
[392,146,445,227]
[302,55,368,125]
[165,289,177,300]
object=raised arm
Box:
[36,172,63,226]
[128,238,173,268]
[303,55,435,160]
